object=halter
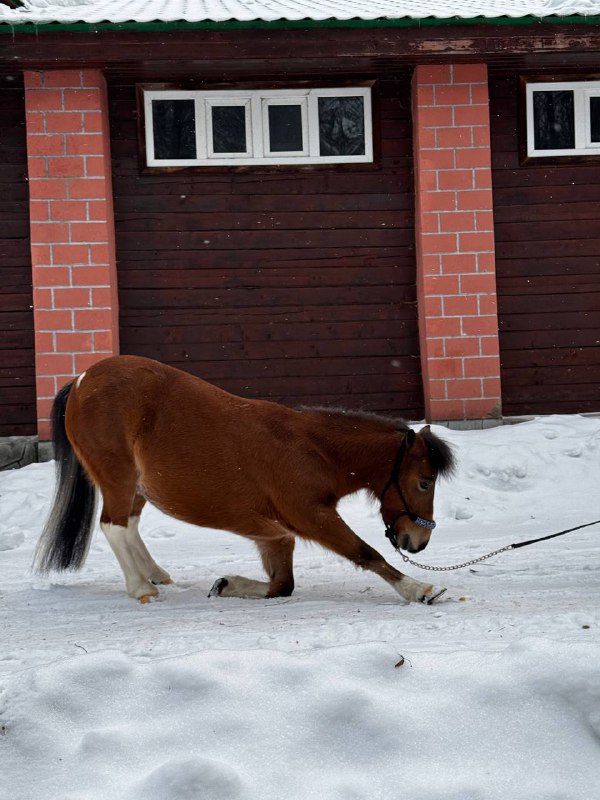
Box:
[379,433,436,550]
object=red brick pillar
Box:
[413,64,501,422]
[24,69,119,439]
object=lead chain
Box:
[399,544,514,572]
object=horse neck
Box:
[306,413,403,497]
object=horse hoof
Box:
[208,578,229,598]
[151,576,173,585]
[139,594,155,604]
[422,586,447,605]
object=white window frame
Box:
[143,87,373,167]
[206,97,252,159]
[583,88,600,150]
[262,97,309,158]
[526,80,600,158]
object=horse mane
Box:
[299,406,455,478]
[299,405,410,432]
[420,427,455,478]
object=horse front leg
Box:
[301,507,445,604]
[209,519,295,600]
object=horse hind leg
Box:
[126,494,172,586]
[100,488,166,602]
[210,526,295,600]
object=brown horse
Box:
[34,355,454,605]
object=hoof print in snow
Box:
[208,578,228,598]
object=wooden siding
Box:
[109,75,424,416]
[490,72,600,416]
[6,25,600,75]
[0,77,35,436]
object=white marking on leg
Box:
[100,521,158,600]
[125,516,171,584]
[390,575,446,604]
[213,575,271,599]
[76,371,86,388]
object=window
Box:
[143,87,373,167]
[525,79,600,158]
[207,99,250,157]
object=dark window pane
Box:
[533,90,575,150]
[212,106,247,153]
[318,96,365,156]
[152,99,196,160]
[590,97,600,143]
[268,104,303,152]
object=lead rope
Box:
[398,518,600,572]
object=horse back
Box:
[67,355,254,458]
[64,355,318,527]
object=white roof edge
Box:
[1,2,600,26]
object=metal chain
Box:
[397,518,600,572]
[399,544,514,572]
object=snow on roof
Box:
[1,0,600,26]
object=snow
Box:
[1,414,600,798]
[2,0,600,25]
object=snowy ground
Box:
[1,415,599,799]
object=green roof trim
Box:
[1,15,600,34]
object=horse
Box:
[34,355,455,605]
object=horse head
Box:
[379,425,455,554]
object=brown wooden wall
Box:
[0,76,35,436]
[109,73,424,417]
[490,71,600,416]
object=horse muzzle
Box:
[395,532,430,553]
[385,517,434,553]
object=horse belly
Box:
[135,449,261,533]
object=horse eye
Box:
[419,480,431,491]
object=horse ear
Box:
[405,429,416,448]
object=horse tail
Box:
[33,381,97,574]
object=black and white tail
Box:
[33,382,97,573]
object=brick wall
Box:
[412,64,501,421]
[20,63,502,437]
[24,69,119,439]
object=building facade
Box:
[1,2,599,441]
